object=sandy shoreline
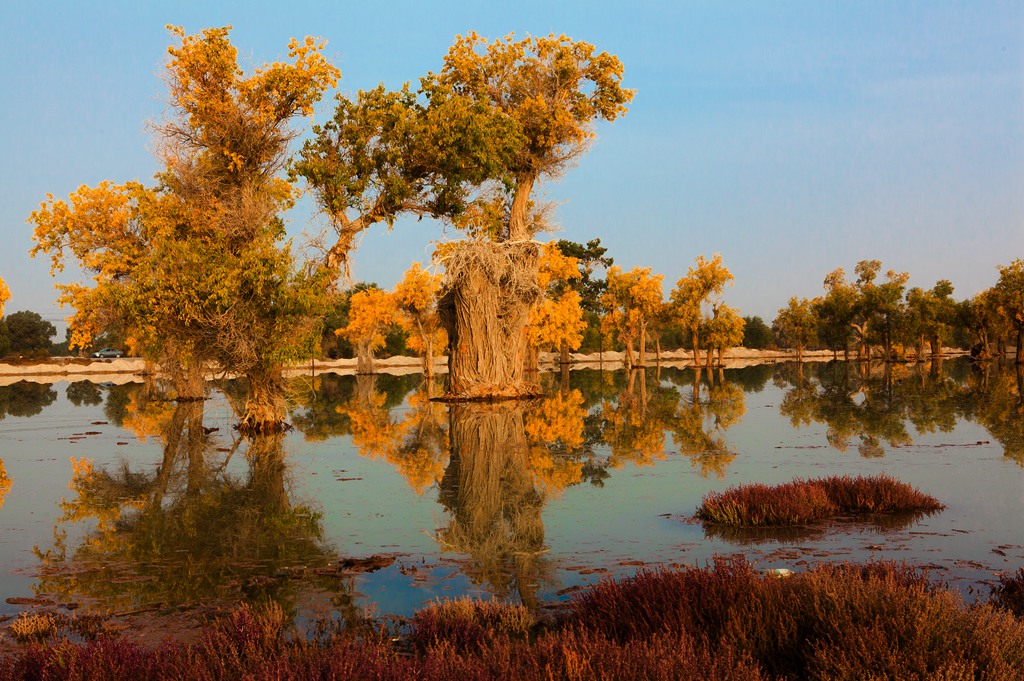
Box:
[0,347,972,386]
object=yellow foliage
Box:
[536,242,580,288]
[526,290,586,352]
[57,458,145,557]
[524,390,587,494]
[439,32,633,165]
[393,262,447,359]
[0,276,9,316]
[340,288,396,351]
[601,265,664,349]
[340,385,449,495]
[120,393,178,442]
[0,459,10,511]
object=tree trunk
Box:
[929,334,941,359]
[623,340,635,371]
[239,364,287,432]
[655,338,662,366]
[637,324,647,368]
[438,242,541,400]
[559,341,570,366]
[717,346,725,366]
[1016,327,1024,365]
[524,342,540,374]
[508,173,537,242]
[423,335,435,379]
[164,345,207,402]
[796,343,804,363]
[691,330,701,367]
[356,339,375,375]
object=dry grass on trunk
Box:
[437,241,542,400]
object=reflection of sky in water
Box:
[0,359,1022,623]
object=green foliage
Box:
[2,310,55,355]
[740,315,773,349]
[772,297,817,357]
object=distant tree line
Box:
[771,259,1024,363]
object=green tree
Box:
[3,310,55,355]
[853,261,909,362]
[741,315,774,349]
[814,268,857,359]
[905,280,957,360]
[554,238,614,353]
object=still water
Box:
[1,359,1022,630]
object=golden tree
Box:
[433,32,634,242]
[601,266,664,369]
[701,303,746,367]
[670,254,734,367]
[29,26,340,429]
[525,242,586,369]
[773,297,818,362]
[393,263,446,378]
[339,288,397,374]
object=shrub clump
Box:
[3,560,1023,680]
[694,473,944,527]
[991,567,1024,618]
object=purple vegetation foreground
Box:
[2,558,1024,680]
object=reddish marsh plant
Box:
[695,474,943,527]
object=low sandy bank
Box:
[0,347,972,386]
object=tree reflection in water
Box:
[775,359,1024,464]
[968,361,1024,464]
[33,389,338,618]
[438,402,548,607]
[325,367,750,608]
[0,381,57,419]
[666,368,744,478]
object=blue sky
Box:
[2,1,1022,332]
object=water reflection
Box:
[65,381,103,407]
[438,402,548,607]
[0,381,57,418]
[777,362,956,457]
[668,369,744,478]
[967,362,1024,464]
[33,396,334,615]
[20,358,1021,617]
[771,360,1024,463]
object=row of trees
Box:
[772,259,1024,364]
[24,25,634,426]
